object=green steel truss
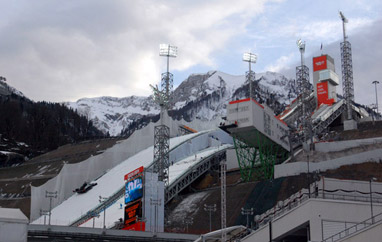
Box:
[233,132,288,182]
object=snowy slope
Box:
[80,144,232,228]
[65,71,297,136]
[32,130,231,227]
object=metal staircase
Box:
[312,101,346,135]
[165,149,227,203]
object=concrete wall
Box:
[315,137,382,153]
[226,148,239,170]
[0,208,28,242]
[274,148,382,178]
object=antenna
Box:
[242,52,257,99]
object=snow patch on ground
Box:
[169,191,209,223]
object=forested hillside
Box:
[0,94,104,158]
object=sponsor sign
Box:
[125,177,143,204]
[124,199,142,228]
[124,166,144,181]
[317,82,334,106]
[313,55,327,72]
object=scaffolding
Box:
[233,134,287,182]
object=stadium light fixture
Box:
[159,44,177,57]
[297,38,306,66]
[242,52,257,63]
[339,11,348,23]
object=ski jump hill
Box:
[31,115,233,228]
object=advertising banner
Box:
[124,199,142,228]
[125,176,143,204]
[317,82,334,106]
[313,55,327,72]
[124,166,144,181]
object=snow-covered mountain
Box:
[65,71,298,136]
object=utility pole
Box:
[45,190,57,226]
[99,196,108,229]
[39,209,49,225]
[183,217,193,233]
[372,80,380,119]
[204,204,217,232]
[241,207,254,228]
[370,178,377,223]
[221,159,227,241]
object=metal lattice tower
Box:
[220,159,227,242]
[243,52,257,99]
[296,39,312,142]
[340,11,354,120]
[151,44,177,185]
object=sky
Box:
[0,0,381,108]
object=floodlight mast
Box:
[297,39,306,67]
[339,11,348,41]
[339,11,355,121]
[372,80,380,116]
[160,44,177,100]
[296,39,311,144]
[243,52,257,99]
[152,44,177,186]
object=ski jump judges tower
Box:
[223,53,290,182]
[226,98,290,181]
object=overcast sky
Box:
[0,0,381,108]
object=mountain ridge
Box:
[65,70,298,136]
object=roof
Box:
[0,208,29,224]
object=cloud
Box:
[264,53,297,73]
[0,0,380,108]
[0,0,272,102]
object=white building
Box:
[0,208,29,242]
[240,178,382,242]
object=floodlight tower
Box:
[296,39,311,142]
[243,52,257,99]
[151,44,177,185]
[372,80,379,117]
[339,11,355,121]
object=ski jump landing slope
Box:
[32,129,233,228]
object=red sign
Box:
[313,55,327,72]
[317,82,334,107]
[124,166,144,181]
[124,199,142,228]
[123,221,146,231]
